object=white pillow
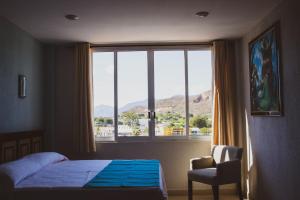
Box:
[22,152,68,167]
[0,152,68,189]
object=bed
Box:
[0,131,168,200]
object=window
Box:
[188,51,212,136]
[93,47,212,141]
[117,51,148,137]
[93,52,115,141]
[154,51,186,136]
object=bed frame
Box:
[0,130,43,164]
[0,130,168,200]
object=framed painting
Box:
[248,22,283,116]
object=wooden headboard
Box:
[0,130,43,164]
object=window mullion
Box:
[114,51,118,141]
[148,50,155,139]
[184,50,189,138]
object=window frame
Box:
[92,45,212,142]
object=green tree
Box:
[200,127,212,135]
[94,117,104,125]
[121,112,139,126]
[104,118,113,125]
[132,127,141,136]
[190,115,210,129]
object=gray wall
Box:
[238,0,300,199]
[0,17,44,133]
[43,45,75,152]
[53,46,75,153]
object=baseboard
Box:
[168,188,236,196]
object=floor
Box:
[169,194,240,200]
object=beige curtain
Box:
[212,40,238,146]
[73,43,96,153]
[212,40,250,198]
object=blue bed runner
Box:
[84,160,160,188]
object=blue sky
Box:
[93,50,212,107]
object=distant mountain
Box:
[129,90,212,116]
[94,105,114,117]
[151,90,212,116]
[119,99,147,113]
[94,99,148,118]
[94,90,212,118]
[189,90,212,115]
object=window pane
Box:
[118,51,148,137]
[154,51,186,136]
[93,52,115,141]
[188,50,212,136]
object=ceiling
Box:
[0,0,281,44]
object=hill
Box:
[94,90,212,117]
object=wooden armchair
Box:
[187,145,243,200]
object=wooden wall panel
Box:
[0,130,43,164]
[1,141,17,163]
[18,138,31,158]
[32,137,42,153]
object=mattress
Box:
[16,160,112,188]
[13,160,168,200]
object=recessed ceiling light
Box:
[195,11,209,18]
[65,14,79,20]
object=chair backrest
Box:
[211,145,243,164]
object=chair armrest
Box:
[216,159,241,182]
[190,156,214,170]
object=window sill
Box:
[95,135,211,143]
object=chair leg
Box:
[237,182,243,200]
[212,185,219,200]
[188,180,193,200]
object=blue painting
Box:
[249,23,282,116]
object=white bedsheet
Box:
[16,160,111,188]
[13,159,168,200]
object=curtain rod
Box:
[90,41,213,48]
